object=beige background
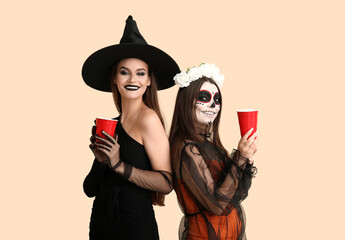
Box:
[1,0,344,239]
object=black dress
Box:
[83,116,159,240]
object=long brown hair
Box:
[110,59,166,206]
[169,77,229,167]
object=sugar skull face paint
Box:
[195,82,221,127]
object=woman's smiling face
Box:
[114,58,151,100]
[195,81,221,128]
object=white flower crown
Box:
[173,63,224,88]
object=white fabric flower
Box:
[173,63,225,88]
[199,63,212,78]
[209,65,220,78]
[187,67,202,81]
[213,74,224,88]
[173,71,190,87]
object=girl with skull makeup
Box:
[169,64,258,240]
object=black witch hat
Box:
[82,15,180,92]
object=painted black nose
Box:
[210,102,215,108]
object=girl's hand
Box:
[237,128,258,164]
[93,130,120,169]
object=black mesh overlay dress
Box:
[173,140,257,240]
[84,116,168,240]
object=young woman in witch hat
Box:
[169,63,258,240]
[82,16,179,240]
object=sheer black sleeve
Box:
[83,159,108,197]
[176,143,255,215]
[112,162,173,194]
[228,149,257,203]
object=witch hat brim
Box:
[82,16,179,92]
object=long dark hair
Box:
[110,60,166,206]
[169,77,229,167]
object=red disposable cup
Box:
[95,118,118,142]
[237,109,258,139]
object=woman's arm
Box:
[121,111,173,194]
[180,144,241,215]
[177,143,255,215]
[83,159,108,197]
[83,125,110,197]
[141,110,171,173]
[93,111,173,194]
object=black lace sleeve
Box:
[83,159,108,197]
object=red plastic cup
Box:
[237,109,258,139]
[95,118,118,142]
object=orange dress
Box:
[173,141,256,240]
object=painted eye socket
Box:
[214,92,221,105]
[197,90,212,103]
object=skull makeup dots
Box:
[195,82,221,127]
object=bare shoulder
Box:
[139,108,170,172]
[139,108,164,132]
[138,107,168,147]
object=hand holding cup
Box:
[89,118,118,165]
[94,131,121,169]
[89,125,109,164]
[237,128,258,163]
